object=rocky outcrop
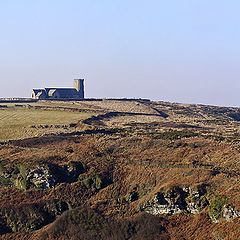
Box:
[222,205,240,222]
[142,185,208,216]
[29,165,56,189]
[141,186,240,224]
[15,164,56,190]
[0,161,85,190]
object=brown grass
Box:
[0,100,239,239]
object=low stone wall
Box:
[0,98,151,103]
[0,98,37,103]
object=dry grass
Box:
[0,107,93,140]
[0,100,239,239]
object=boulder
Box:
[222,205,240,222]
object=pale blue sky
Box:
[0,0,240,106]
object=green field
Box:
[0,107,92,140]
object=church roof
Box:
[32,89,44,94]
[44,88,79,98]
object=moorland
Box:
[0,99,239,240]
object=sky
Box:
[0,0,240,106]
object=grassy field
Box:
[0,107,92,140]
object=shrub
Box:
[0,176,13,187]
[209,195,227,222]
[17,164,27,178]
[15,176,28,190]
[79,173,103,190]
[78,171,112,191]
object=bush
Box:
[15,176,28,190]
[78,170,113,191]
[209,195,227,222]
[79,173,103,190]
[0,176,13,187]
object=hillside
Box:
[0,99,239,240]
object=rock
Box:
[13,162,85,190]
[143,187,187,215]
[143,187,239,223]
[222,205,240,221]
[14,164,57,190]
[28,165,56,189]
[186,187,209,214]
[142,185,208,216]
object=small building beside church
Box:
[32,79,84,99]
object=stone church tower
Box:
[74,79,84,98]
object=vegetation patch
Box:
[0,200,69,233]
[209,195,227,222]
[79,171,112,191]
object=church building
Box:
[31,79,84,99]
